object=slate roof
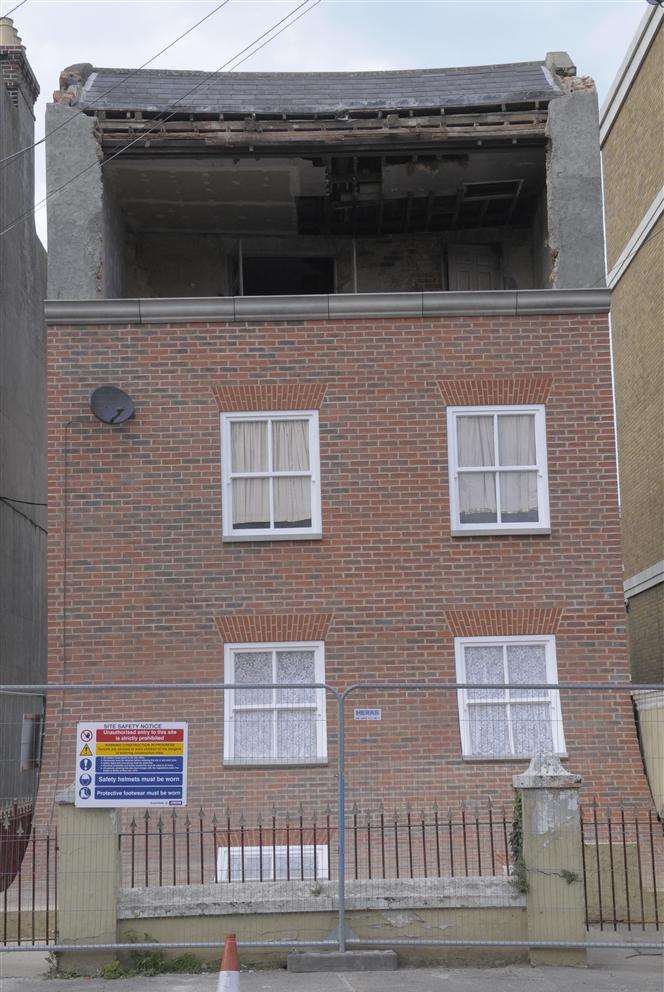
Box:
[78,61,561,115]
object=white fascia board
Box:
[600,4,663,145]
[607,184,664,288]
[623,560,664,600]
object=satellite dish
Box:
[90,385,135,425]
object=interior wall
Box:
[353,235,443,293]
[103,185,127,298]
[124,228,538,298]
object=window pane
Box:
[465,645,505,700]
[234,651,272,705]
[459,472,497,524]
[274,477,312,529]
[468,705,510,756]
[457,415,495,467]
[511,703,554,757]
[276,709,317,761]
[498,414,536,466]
[499,471,538,523]
[233,710,273,761]
[231,420,268,472]
[274,845,326,881]
[223,847,268,882]
[276,650,316,704]
[273,419,310,471]
[232,478,270,529]
[506,644,547,700]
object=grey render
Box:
[0,27,47,802]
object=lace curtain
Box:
[464,643,554,757]
[232,650,318,761]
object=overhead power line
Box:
[0,0,232,171]
[0,494,47,505]
[0,0,323,240]
[1,0,29,20]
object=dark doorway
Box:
[242,256,335,296]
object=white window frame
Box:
[217,843,329,882]
[221,410,322,541]
[447,404,550,536]
[223,641,327,765]
[455,634,566,760]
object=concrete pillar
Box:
[633,690,664,816]
[513,753,586,967]
[56,784,119,970]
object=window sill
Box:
[461,753,568,763]
[222,532,323,543]
[451,527,551,538]
[223,761,329,769]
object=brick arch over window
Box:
[214,613,334,645]
[443,607,564,638]
[212,382,327,412]
[437,374,554,407]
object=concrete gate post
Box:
[513,753,586,967]
[56,784,119,971]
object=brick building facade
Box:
[39,295,650,813]
[600,4,663,685]
[39,53,652,820]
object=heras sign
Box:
[74,722,188,807]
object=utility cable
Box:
[0,0,232,170]
[1,0,29,20]
[0,0,323,240]
[0,497,47,533]
[0,494,47,505]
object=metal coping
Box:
[44,289,611,325]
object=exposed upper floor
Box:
[45,52,606,302]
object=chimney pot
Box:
[0,17,22,47]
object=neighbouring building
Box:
[0,17,47,813]
[601,3,663,686]
[600,2,664,817]
[39,52,652,829]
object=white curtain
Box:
[457,416,497,522]
[273,420,311,527]
[231,421,269,527]
[231,421,267,472]
[498,415,538,520]
[457,415,494,467]
[498,415,535,466]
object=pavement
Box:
[0,946,662,992]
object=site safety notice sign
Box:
[75,722,188,807]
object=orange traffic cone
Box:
[217,933,239,991]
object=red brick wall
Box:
[40,311,650,818]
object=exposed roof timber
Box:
[96,111,548,162]
[99,130,547,160]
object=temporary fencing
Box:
[0,679,662,958]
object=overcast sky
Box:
[1,0,647,246]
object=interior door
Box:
[447,245,502,291]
